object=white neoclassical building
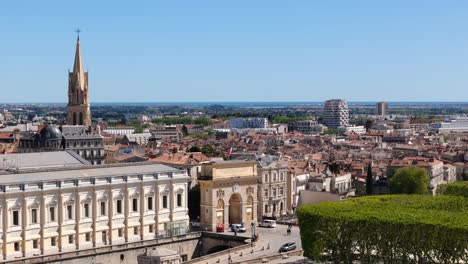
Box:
[0,163,189,261]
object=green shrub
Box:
[439,181,468,198]
[297,195,468,263]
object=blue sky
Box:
[1,1,467,102]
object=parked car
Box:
[216,223,224,232]
[279,242,297,253]
[230,224,247,232]
[259,219,277,228]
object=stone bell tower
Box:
[67,35,91,127]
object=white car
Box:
[259,219,277,228]
[231,224,247,232]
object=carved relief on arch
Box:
[246,186,255,195]
[216,189,225,198]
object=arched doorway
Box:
[229,194,242,224]
[216,199,224,224]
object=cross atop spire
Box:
[75,28,81,41]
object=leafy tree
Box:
[323,128,337,135]
[366,163,373,195]
[389,166,429,194]
[328,162,340,175]
[189,145,201,152]
[181,124,188,137]
[201,144,215,157]
[188,184,201,220]
[193,116,212,126]
[134,125,144,133]
[192,133,209,140]
[365,120,373,132]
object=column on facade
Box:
[57,189,63,252]
[108,181,113,245]
[74,186,80,250]
[124,179,129,242]
[154,182,160,237]
[40,192,45,255]
[139,179,145,240]
[21,193,26,257]
[92,186,97,247]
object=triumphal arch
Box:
[199,160,258,231]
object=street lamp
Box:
[251,222,256,243]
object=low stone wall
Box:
[232,249,303,264]
[185,244,253,264]
[4,233,202,264]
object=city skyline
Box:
[1,1,468,103]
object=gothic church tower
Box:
[67,36,91,127]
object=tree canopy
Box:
[389,166,429,194]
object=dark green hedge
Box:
[438,181,468,198]
[297,195,468,263]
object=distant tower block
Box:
[376,102,388,116]
[67,34,91,127]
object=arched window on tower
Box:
[79,112,83,125]
[73,112,77,125]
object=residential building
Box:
[0,163,189,261]
[151,152,210,188]
[122,133,152,146]
[337,125,366,134]
[150,126,182,142]
[323,99,349,129]
[308,173,354,197]
[288,120,325,135]
[229,118,268,129]
[61,125,105,165]
[256,157,288,220]
[18,125,104,165]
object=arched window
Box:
[73,112,77,125]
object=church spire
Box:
[73,35,84,74]
[67,32,91,127]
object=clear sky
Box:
[1,1,467,103]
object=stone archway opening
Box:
[216,199,224,225]
[246,196,253,222]
[229,193,242,225]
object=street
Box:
[205,224,304,264]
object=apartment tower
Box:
[323,99,349,129]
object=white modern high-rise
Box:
[323,99,349,129]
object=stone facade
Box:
[199,161,258,231]
[0,163,189,261]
